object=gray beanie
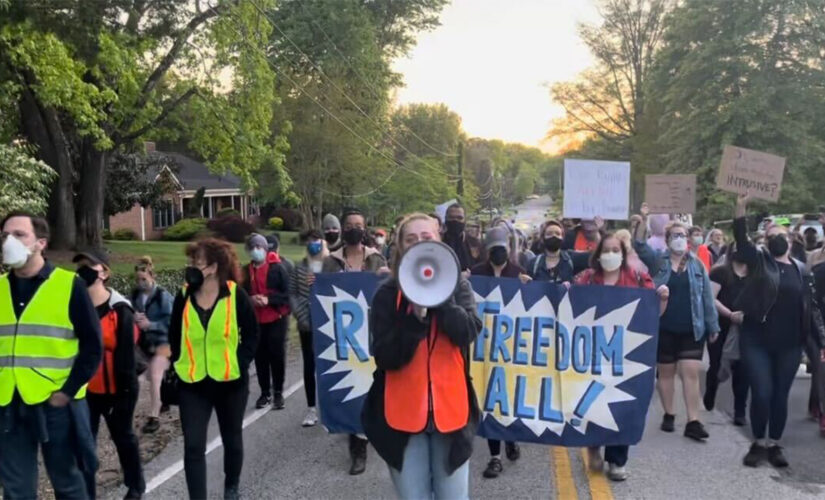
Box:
[246,233,268,250]
[323,213,341,232]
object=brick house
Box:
[108,149,256,240]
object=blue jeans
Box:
[740,331,801,441]
[0,398,94,499]
[389,433,469,500]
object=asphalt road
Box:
[116,346,825,500]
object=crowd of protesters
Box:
[2,197,825,499]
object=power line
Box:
[293,0,460,159]
[250,0,461,181]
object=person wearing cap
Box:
[323,213,343,252]
[470,227,529,479]
[242,233,291,409]
[562,217,605,252]
[74,249,145,499]
[0,212,102,499]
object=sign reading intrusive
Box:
[716,145,785,202]
[645,174,697,214]
[563,159,630,220]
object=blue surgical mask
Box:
[307,241,323,256]
[249,248,266,263]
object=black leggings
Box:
[88,392,145,493]
[179,378,249,499]
[255,317,289,395]
[299,329,316,407]
[705,329,749,416]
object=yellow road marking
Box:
[581,448,615,500]
[552,447,578,500]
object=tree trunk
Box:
[77,143,107,249]
[18,86,77,249]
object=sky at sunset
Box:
[392,0,600,151]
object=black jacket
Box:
[240,259,291,311]
[733,217,825,345]
[362,277,482,475]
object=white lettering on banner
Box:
[562,159,630,221]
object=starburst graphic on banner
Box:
[316,287,375,402]
[473,286,652,437]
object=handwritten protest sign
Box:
[311,273,659,446]
[563,159,630,220]
[717,146,785,202]
[645,174,696,214]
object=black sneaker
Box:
[160,404,170,414]
[349,437,367,475]
[224,485,240,500]
[743,443,768,467]
[141,417,160,434]
[767,445,789,468]
[733,414,747,427]
[684,420,709,441]
[703,392,715,411]
[505,442,521,461]
[255,393,271,409]
[482,457,503,478]
[273,392,285,410]
[660,413,675,433]
[123,487,143,500]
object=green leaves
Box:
[0,143,56,216]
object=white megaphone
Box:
[398,241,461,308]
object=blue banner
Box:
[311,273,659,446]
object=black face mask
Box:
[544,236,562,252]
[767,235,789,257]
[731,250,746,264]
[184,266,205,291]
[342,228,364,246]
[77,265,100,288]
[489,247,508,266]
[324,231,339,245]
[445,220,465,236]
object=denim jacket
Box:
[130,285,174,349]
[527,251,590,283]
[635,241,720,341]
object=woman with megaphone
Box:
[573,231,669,482]
[362,213,482,500]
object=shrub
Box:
[217,207,241,218]
[102,229,112,240]
[270,208,303,231]
[112,228,138,241]
[207,215,254,243]
[108,269,184,296]
[268,216,284,230]
[163,218,208,241]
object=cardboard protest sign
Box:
[311,273,659,447]
[645,174,697,214]
[563,159,630,220]
[717,146,785,202]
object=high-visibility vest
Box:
[0,268,85,405]
[174,282,241,383]
[384,291,469,433]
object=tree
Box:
[0,143,55,216]
[648,0,825,222]
[0,0,286,248]
[104,152,179,217]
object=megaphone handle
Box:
[413,305,428,322]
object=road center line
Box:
[145,380,305,493]
[581,448,614,500]
[552,447,578,500]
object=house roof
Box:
[153,151,243,191]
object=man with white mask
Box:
[0,212,102,498]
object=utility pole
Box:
[457,141,464,197]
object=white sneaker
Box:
[302,407,318,427]
[587,447,604,472]
[607,463,629,482]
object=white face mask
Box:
[670,237,688,254]
[2,235,33,269]
[249,248,266,263]
[600,252,623,272]
[375,237,386,246]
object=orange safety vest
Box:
[384,291,469,433]
[88,309,138,395]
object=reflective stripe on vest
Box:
[174,282,241,383]
[384,291,469,433]
[0,268,84,405]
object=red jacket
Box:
[246,252,290,324]
[575,266,655,289]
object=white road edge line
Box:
[145,380,305,493]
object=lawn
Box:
[50,231,305,276]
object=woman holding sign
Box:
[363,213,482,500]
[732,195,825,468]
[574,232,668,482]
[633,216,720,443]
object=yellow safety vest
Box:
[0,267,85,405]
[175,281,241,383]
